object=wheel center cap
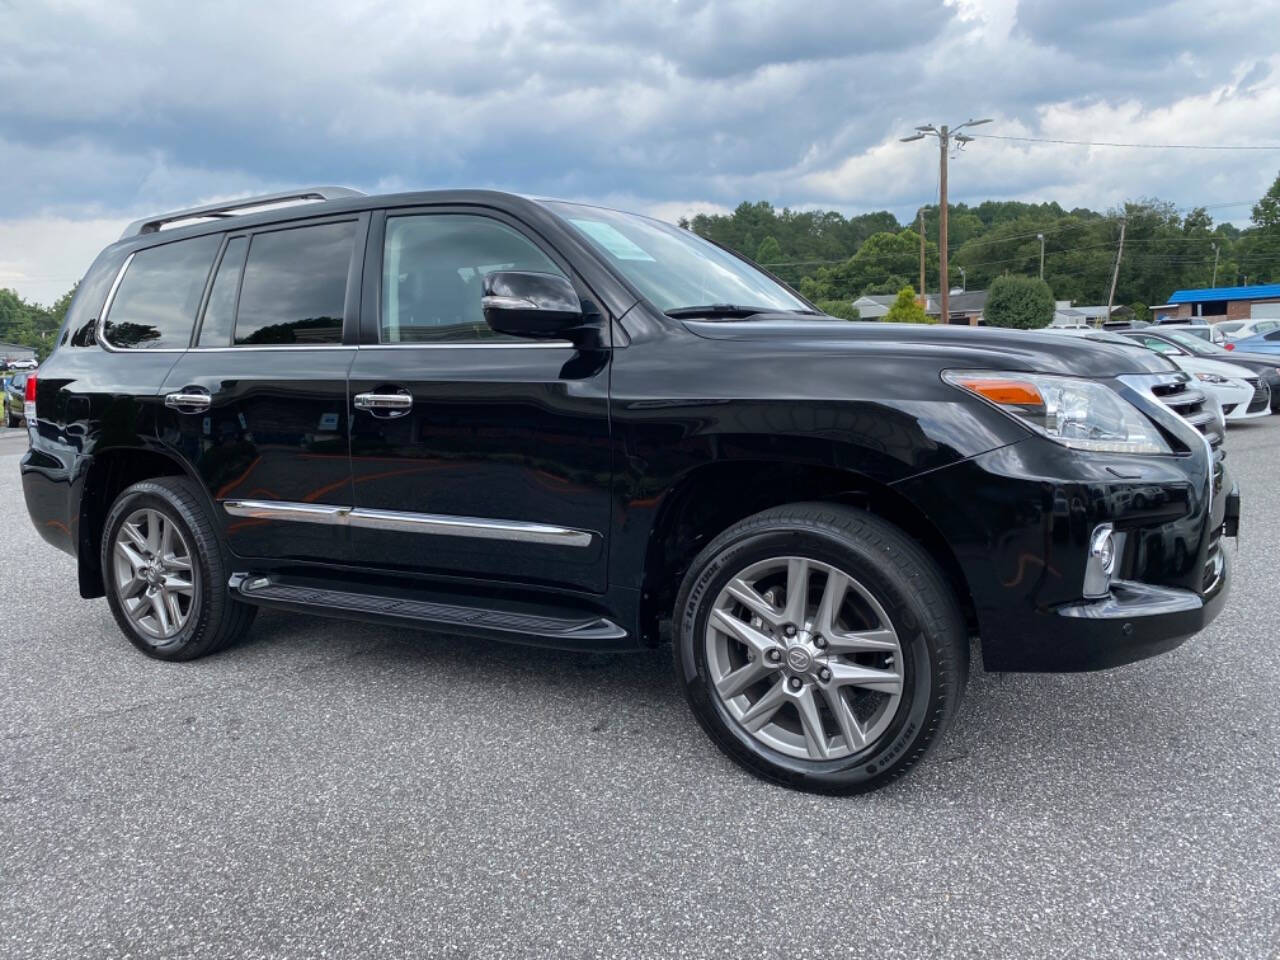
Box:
[785,646,813,673]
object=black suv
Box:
[21,187,1237,793]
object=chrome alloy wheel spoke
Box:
[113,508,197,642]
[705,555,904,762]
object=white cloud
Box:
[0,216,126,306]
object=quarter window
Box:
[381,215,566,343]
[103,235,221,349]
[234,221,355,345]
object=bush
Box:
[984,276,1055,329]
[883,286,932,324]
[815,299,861,321]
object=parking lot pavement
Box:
[3,422,1278,960]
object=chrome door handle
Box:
[164,391,211,413]
[354,392,413,415]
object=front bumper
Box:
[894,429,1235,673]
[1043,546,1230,671]
[1220,378,1271,419]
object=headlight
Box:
[1195,373,1231,384]
[944,370,1171,454]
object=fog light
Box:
[1083,523,1120,599]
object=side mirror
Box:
[482,271,586,341]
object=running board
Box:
[228,574,629,648]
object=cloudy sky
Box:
[3,0,1280,305]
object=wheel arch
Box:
[76,445,204,599]
[638,459,978,647]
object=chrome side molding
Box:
[222,499,594,547]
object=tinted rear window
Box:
[234,221,355,345]
[103,235,221,349]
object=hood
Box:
[682,318,1176,378]
[1215,350,1280,369]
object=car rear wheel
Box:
[673,502,967,794]
[101,477,255,661]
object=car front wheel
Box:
[674,502,968,794]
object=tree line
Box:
[0,286,72,362]
[685,170,1280,320]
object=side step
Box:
[229,574,630,650]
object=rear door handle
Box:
[353,391,413,416]
[164,391,211,413]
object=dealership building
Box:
[1152,284,1280,323]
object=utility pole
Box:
[959,267,966,292]
[918,208,926,300]
[901,118,991,325]
[1037,233,1045,280]
[1211,242,1220,287]
[1105,218,1127,326]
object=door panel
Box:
[347,345,611,591]
[159,348,356,561]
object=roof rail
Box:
[119,186,366,240]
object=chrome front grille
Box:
[1149,374,1223,452]
[1246,378,1271,414]
[1202,530,1225,593]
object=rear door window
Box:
[233,221,356,345]
[103,235,221,349]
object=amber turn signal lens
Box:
[951,376,1043,407]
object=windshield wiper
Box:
[665,304,779,319]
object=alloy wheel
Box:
[112,507,198,642]
[705,556,904,761]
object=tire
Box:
[101,476,256,661]
[673,502,968,795]
[6,411,18,428]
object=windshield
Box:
[1164,330,1228,356]
[542,201,809,315]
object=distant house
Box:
[1154,284,1280,324]
[853,290,988,325]
[0,341,37,362]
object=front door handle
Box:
[354,391,413,417]
[164,390,211,413]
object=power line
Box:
[973,134,1280,150]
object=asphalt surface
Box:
[2,420,1278,960]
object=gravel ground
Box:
[2,419,1278,959]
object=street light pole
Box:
[1037,233,1045,280]
[901,118,991,326]
[959,267,966,292]
[1211,242,1220,288]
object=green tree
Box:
[883,286,931,324]
[985,276,1055,329]
[815,299,861,321]
[755,235,782,265]
[1236,169,1280,284]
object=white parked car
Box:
[1216,317,1280,341]
[6,358,37,370]
[1121,336,1270,422]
